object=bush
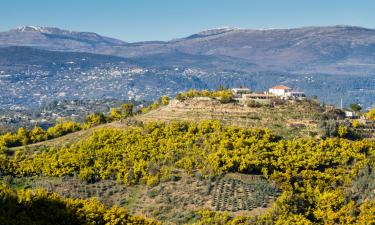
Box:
[84,113,107,128]
[161,96,170,105]
[47,121,82,139]
[368,109,375,120]
[78,167,96,183]
[247,100,262,108]
[175,89,233,103]
[352,120,363,128]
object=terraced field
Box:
[137,98,329,138]
[211,175,279,213]
[3,173,276,224]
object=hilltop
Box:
[6,89,343,153]
[138,97,333,139]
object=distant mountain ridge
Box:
[1,25,375,109]
[2,25,375,74]
[0,46,132,72]
[0,25,127,54]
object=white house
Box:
[269,85,306,99]
[345,111,358,119]
[231,87,251,99]
[269,85,292,97]
[231,88,251,95]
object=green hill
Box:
[137,97,334,139]
[2,95,375,225]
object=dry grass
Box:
[136,98,325,139]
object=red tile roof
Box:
[270,85,292,90]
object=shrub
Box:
[367,109,375,120]
[247,100,262,108]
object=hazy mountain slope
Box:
[0,46,131,70]
[2,25,375,74]
[130,26,375,74]
[132,51,259,71]
[0,26,127,53]
[0,46,208,109]
[1,26,375,108]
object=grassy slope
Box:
[136,98,326,139]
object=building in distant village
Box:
[345,110,359,119]
[231,88,251,99]
[239,93,277,105]
[231,87,276,105]
[269,85,292,97]
[269,85,305,100]
[231,85,305,105]
[286,91,306,99]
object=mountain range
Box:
[1,25,375,109]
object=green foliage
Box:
[319,119,338,138]
[29,127,47,143]
[349,103,362,112]
[46,121,82,139]
[0,103,137,149]
[338,125,349,138]
[352,120,363,128]
[84,112,107,128]
[175,89,233,103]
[2,120,375,224]
[0,184,159,225]
[109,103,133,121]
[6,121,277,183]
[161,96,170,106]
[140,99,165,114]
[0,121,82,148]
[0,132,21,147]
[78,167,97,183]
[195,210,232,225]
[367,109,375,120]
[17,127,30,146]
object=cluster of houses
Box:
[230,85,368,121]
[231,85,306,105]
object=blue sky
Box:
[1,0,374,42]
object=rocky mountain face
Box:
[1,25,375,109]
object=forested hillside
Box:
[1,119,375,224]
[1,90,375,224]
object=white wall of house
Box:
[269,88,289,96]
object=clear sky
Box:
[1,0,374,42]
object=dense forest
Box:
[1,120,375,224]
